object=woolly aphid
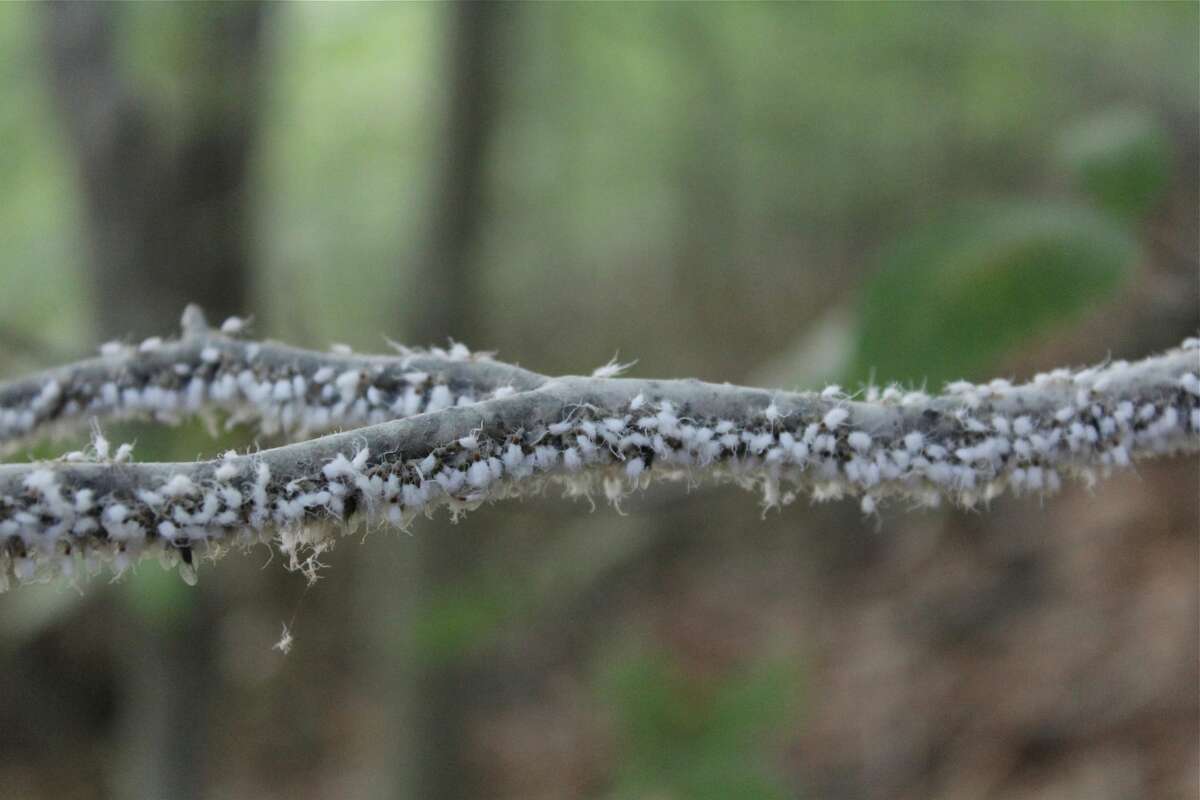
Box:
[0,309,1196,591]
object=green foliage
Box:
[0,5,87,356]
[851,202,1137,388]
[256,2,439,347]
[1057,108,1173,220]
[411,575,529,666]
[124,563,194,631]
[599,645,801,800]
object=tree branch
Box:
[0,307,545,451]
[0,329,1196,591]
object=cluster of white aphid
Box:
[0,319,1196,592]
[0,323,515,450]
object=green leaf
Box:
[1057,108,1173,220]
[851,201,1137,388]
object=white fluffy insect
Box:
[220,316,251,335]
[162,475,197,498]
[467,460,492,489]
[822,407,849,429]
[273,623,294,655]
[625,457,645,479]
[847,431,872,453]
[592,356,636,379]
[214,451,241,481]
[92,430,111,461]
[428,384,453,412]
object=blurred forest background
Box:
[0,3,1197,799]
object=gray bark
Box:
[0,339,1195,589]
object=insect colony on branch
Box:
[0,307,1196,591]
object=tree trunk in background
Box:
[403,3,503,343]
[359,4,508,799]
[42,4,268,799]
[43,1,263,338]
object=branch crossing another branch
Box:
[1,308,1196,591]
